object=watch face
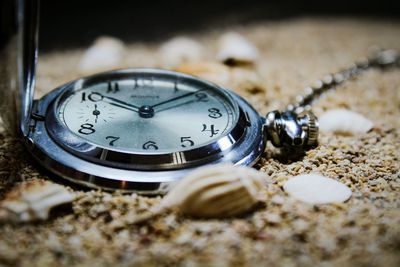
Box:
[36,69,265,188]
[56,71,239,154]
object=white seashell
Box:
[217,32,259,65]
[283,173,352,204]
[78,36,125,74]
[133,164,266,223]
[175,62,231,86]
[0,180,75,223]
[159,36,204,67]
[319,109,373,135]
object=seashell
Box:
[175,62,231,86]
[133,164,266,223]
[0,180,75,223]
[217,32,259,66]
[283,173,352,204]
[319,109,373,135]
[78,36,125,74]
[159,36,204,67]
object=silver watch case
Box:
[26,69,267,194]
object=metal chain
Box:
[286,49,400,114]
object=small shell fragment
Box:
[319,109,373,135]
[217,32,259,66]
[0,180,75,223]
[283,174,352,204]
[78,36,125,74]
[133,164,266,223]
[159,36,204,67]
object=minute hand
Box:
[101,95,141,111]
[151,90,204,109]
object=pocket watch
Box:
[1,0,398,194]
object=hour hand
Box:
[91,92,140,113]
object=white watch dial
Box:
[58,78,238,153]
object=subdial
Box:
[92,104,100,123]
[76,104,116,124]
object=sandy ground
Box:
[0,18,400,266]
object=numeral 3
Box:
[208,108,222,118]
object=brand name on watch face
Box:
[130,94,160,99]
[57,77,238,154]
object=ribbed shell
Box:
[161,164,265,218]
[0,180,75,223]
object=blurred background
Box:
[40,0,399,51]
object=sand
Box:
[0,18,399,267]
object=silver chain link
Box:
[286,49,400,114]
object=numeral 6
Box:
[143,141,158,150]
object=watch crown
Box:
[302,111,319,147]
[265,110,319,150]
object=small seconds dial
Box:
[58,77,238,153]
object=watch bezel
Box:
[45,69,249,170]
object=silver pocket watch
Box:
[1,0,398,194]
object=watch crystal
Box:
[57,74,238,154]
